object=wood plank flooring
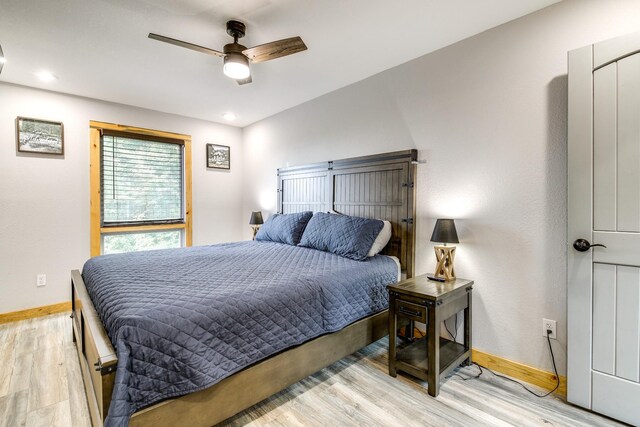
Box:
[0,314,88,427]
[0,314,624,427]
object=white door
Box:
[568,32,640,425]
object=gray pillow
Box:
[298,212,384,261]
[255,211,313,246]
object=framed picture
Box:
[16,117,64,155]
[206,144,230,169]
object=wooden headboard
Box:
[277,150,417,278]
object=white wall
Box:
[0,83,244,313]
[242,0,640,374]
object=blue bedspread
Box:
[81,240,397,426]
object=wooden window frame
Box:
[89,121,192,257]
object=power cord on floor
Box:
[449,329,561,398]
[450,363,482,381]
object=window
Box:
[90,122,192,256]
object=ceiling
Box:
[0,0,560,127]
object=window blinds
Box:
[101,134,184,226]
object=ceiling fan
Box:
[148,20,307,85]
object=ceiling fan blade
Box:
[148,33,225,58]
[242,37,307,63]
[236,75,252,85]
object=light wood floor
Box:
[0,314,624,427]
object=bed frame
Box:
[71,149,417,426]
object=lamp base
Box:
[251,226,260,240]
[434,245,456,281]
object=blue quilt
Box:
[81,241,398,426]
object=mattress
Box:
[81,240,398,426]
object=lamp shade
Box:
[430,219,459,244]
[249,211,264,226]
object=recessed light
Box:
[0,57,6,64]
[35,71,58,82]
[222,112,236,121]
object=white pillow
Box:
[367,220,392,257]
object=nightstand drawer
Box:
[395,300,426,323]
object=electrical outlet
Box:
[36,274,46,287]
[543,318,557,339]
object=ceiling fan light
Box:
[223,53,250,80]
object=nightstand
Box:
[387,275,473,397]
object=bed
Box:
[71,149,417,427]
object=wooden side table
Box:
[388,275,473,397]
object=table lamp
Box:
[430,219,459,281]
[249,211,264,240]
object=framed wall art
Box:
[16,117,64,155]
[206,143,230,169]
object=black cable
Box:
[444,321,456,341]
[450,363,483,381]
[444,314,458,342]
[454,314,458,341]
[412,327,425,339]
[399,325,425,340]
[450,330,561,398]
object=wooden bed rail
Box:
[71,270,117,426]
[130,310,389,426]
[71,269,389,427]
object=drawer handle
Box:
[398,307,422,317]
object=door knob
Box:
[573,238,607,252]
